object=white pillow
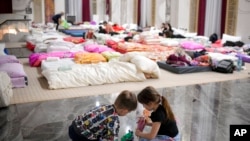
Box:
[173,28,186,35]
[119,52,149,62]
[184,32,197,38]
[130,55,160,78]
[160,39,179,46]
[222,34,241,44]
[0,43,7,56]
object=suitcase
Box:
[212,59,235,73]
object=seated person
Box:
[103,21,114,33]
[84,28,94,39]
[103,21,119,36]
[159,22,174,38]
[98,25,107,34]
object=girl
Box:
[135,86,180,141]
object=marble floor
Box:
[0,78,250,141]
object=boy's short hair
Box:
[114,90,137,111]
[103,21,108,25]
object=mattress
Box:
[157,61,212,74]
[0,72,13,107]
[42,61,147,89]
[61,29,87,37]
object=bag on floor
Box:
[212,59,234,73]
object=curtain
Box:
[220,0,227,37]
[44,0,54,23]
[197,0,206,35]
[106,0,110,21]
[140,0,147,27]
[96,0,107,22]
[204,0,222,38]
[0,0,12,14]
[66,0,82,23]
[111,0,121,24]
[82,0,90,22]
[155,0,167,28]
[110,0,136,25]
[137,0,141,26]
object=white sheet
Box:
[42,61,147,89]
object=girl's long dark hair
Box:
[137,86,175,121]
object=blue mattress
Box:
[61,29,87,37]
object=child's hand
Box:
[135,129,142,137]
[136,117,146,131]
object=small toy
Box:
[121,130,134,141]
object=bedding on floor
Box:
[41,54,160,89]
[61,29,88,37]
[0,55,28,88]
[157,61,212,74]
[42,61,147,89]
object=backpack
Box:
[209,33,218,43]
[212,59,235,73]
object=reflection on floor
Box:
[0,78,250,141]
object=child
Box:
[85,28,94,39]
[68,90,138,141]
[135,86,180,141]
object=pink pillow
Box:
[0,55,20,65]
[180,41,205,50]
[85,44,114,53]
[0,63,27,78]
[29,52,76,67]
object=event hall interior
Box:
[0,0,250,141]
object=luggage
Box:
[212,59,235,73]
[0,71,13,107]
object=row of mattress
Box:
[0,55,28,88]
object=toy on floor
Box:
[121,130,134,141]
[137,109,151,131]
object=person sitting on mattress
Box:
[103,21,119,36]
[68,90,138,141]
[84,28,95,39]
[159,22,174,38]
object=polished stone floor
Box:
[0,78,250,141]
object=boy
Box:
[69,90,138,141]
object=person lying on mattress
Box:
[166,47,192,67]
[68,90,138,141]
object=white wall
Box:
[12,0,34,20]
[39,0,65,24]
[54,0,65,15]
[236,0,250,43]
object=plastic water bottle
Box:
[237,55,242,71]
